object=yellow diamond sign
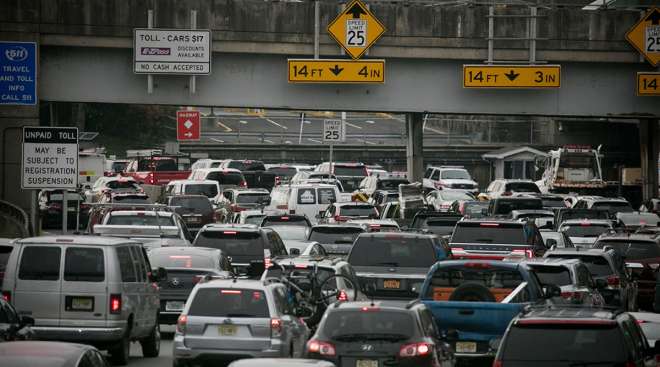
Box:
[625,7,660,66]
[327,0,386,60]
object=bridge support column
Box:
[640,119,659,201]
[406,112,424,182]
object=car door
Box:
[116,245,141,337]
[129,245,152,338]
[273,285,306,357]
[138,246,159,336]
[13,245,62,327]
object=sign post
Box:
[0,41,37,105]
[22,127,79,233]
[176,110,201,141]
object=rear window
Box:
[236,193,270,205]
[530,266,572,287]
[542,198,566,208]
[334,165,367,177]
[377,179,408,190]
[424,267,524,298]
[546,254,614,277]
[106,180,138,190]
[451,223,526,245]
[138,158,177,171]
[19,246,61,281]
[207,171,244,185]
[268,167,297,176]
[262,216,309,227]
[349,236,436,268]
[188,288,269,318]
[309,227,363,244]
[227,161,266,171]
[505,182,541,193]
[593,240,660,261]
[170,197,212,212]
[501,324,625,363]
[340,205,378,218]
[592,201,633,214]
[184,184,218,198]
[492,199,543,214]
[194,231,264,255]
[149,253,215,269]
[106,214,175,226]
[440,169,470,180]
[560,224,610,238]
[113,195,149,204]
[318,188,337,204]
[320,310,415,340]
[64,247,105,282]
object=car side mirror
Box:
[19,315,34,328]
[289,248,301,256]
[546,239,558,248]
[543,284,562,298]
[595,278,608,289]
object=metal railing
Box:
[0,199,33,238]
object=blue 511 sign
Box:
[0,42,37,105]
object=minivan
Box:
[1,236,165,365]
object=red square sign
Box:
[176,110,201,141]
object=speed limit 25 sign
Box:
[323,119,345,143]
[327,0,386,60]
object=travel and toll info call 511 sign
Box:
[626,7,660,66]
[327,0,386,60]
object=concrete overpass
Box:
[1,0,659,223]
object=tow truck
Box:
[536,145,609,195]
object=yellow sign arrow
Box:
[626,7,660,67]
[288,59,385,84]
[463,65,561,89]
[327,0,386,60]
[637,72,660,96]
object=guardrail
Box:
[0,199,33,238]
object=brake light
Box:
[223,231,237,235]
[501,191,512,196]
[560,291,584,302]
[221,290,242,295]
[280,216,289,220]
[240,180,248,188]
[465,262,492,269]
[399,342,433,357]
[1,291,10,303]
[307,340,336,356]
[607,276,620,287]
[337,290,348,302]
[334,215,348,222]
[265,258,272,269]
[361,306,380,312]
[492,359,503,367]
[276,205,288,210]
[110,294,122,314]
[271,318,282,338]
[176,314,187,334]
[275,176,281,186]
[480,222,500,227]
[146,173,155,185]
[511,249,533,258]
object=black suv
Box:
[493,306,658,366]
[347,232,451,299]
[193,224,287,276]
[306,301,455,367]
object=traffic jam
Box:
[2,144,660,367]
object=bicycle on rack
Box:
[263,261,359,328]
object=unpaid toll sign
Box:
[327,0,386,60]
[626,8,660,66]
[22,127,79,189]
[463,65,561,89]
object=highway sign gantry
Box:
[463,65,561,89]
[176,110,201,141]
[626,7,660,67]
[22,127,78,189]
[327,0,386,60]
[637,72,660,96]
[288,59,385,84]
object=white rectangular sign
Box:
[22,127,78,189]
[134,29,211,75]
[323,119,345,142]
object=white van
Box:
[189,158,225,171]
[163,179,222,204]
[267,184,342,224]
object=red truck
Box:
[124,155,190,186]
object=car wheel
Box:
[141,321,161,358]
[110,334,130,365]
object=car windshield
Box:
[340,205,378,218]
[236,193,270,204]
[334,165,366,176]
[267,225,308,241]
[184,184,218,198]
[505,182,541,193]
[463,202,489,217]
[268,167,297,176]
[501,324,625,363]
[138,158,178,171]
[542,198,566,208]
[320,310,415,340]
[378,179,409,190]
[207,171,244,185]
[546,254,614,277]
[113,195,149,204]
[593,240,660,260]
[262,216,309,227]
[149,252,215,269]
[349,236,436,267]
[188,288,269,318]
[558,153,600,179]
[106,180,138,190]
[530,266,573,287]
[560,224,610,237]
[424,267,525,299]
[309,227,363,244]
[441,170,470,180]
[194,231,263,256]
[451,223,527,245]
[440,191,473,201]
[592,201,633,214]
[107,214,175,226]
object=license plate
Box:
[219,325,237,336]
[67,207,76,212]
[71,297,93,311]
[456,341,477,353]
[165,301,185,311]
[185,217,200,223]
[383,279,401,289]
[356,360,378,367]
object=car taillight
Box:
[492,359,503,367]
[307,340,336,356]
[607,276,620,287]
[276,205,288,210]
[240,180,248,188]
[1,291,10,303]
[502,191,512,196]
[110,294,122,314]
[146,173,155,185]
[265,258,272,269]
[334,215,347,222]
[399,342,432,357]
[176,314,187,334]
[271,318,282,338]
[337,290,348,302]
[275,176,281,186]
[511,249,533,258]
